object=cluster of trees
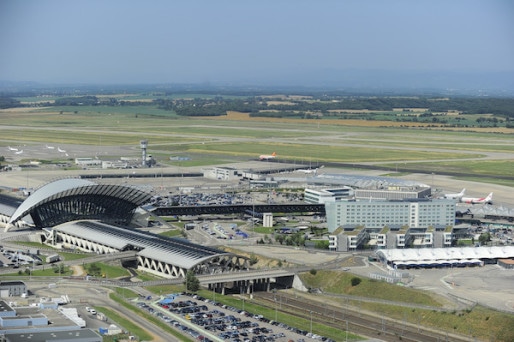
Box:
[53,96,151,107]
[86,262,103,277]
[184,270,200,292]
[3,92,514,123]
[154,95,514,121]
[0,97,23,109]
[154,97,259,116]
[54,96,100,106]
[274,232,305,246]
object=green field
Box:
[300,270,514,342]
[1,102,514,181]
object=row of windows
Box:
[341,209,453,214]
[337,203,453,209]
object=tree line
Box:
[155,96,514,119]
[2,94,514,119]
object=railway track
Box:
[254,292,475,342]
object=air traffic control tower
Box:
[140,139,148,167]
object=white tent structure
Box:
[376,246,514,269]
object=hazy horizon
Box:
[1,1,513,91]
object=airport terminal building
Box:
[2,178,248,278]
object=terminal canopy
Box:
[7,178,153,230]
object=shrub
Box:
[351,277,362,286]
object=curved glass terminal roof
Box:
[7,178,153,229]
[9,179,95,224]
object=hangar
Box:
[3,178,248,278]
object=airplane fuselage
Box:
[461,192,493,205]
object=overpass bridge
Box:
[117,268,299,295]
[40,267,300,296]
[198,269,297,295]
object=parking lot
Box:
[138,292,334,342]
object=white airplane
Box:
[7,146,18,151]
[57,147,66,153]
[259,152,276,160]
[46,145,55,149]
[444,188,466,200]
[461,192,493,205]
[296,165,324,174]
[14,150,23,155]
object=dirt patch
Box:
[71,265,87,276]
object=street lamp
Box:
[275,299,278,321]
[310,310,313,334]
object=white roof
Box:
[55,220,231,270]
[377,246,514,263]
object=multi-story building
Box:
[326,198,457,251]
[325,198,455,232]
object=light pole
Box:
[275,299,277,321]
[310,310,313,334]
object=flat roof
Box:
[5,328,101,342]
[0,300,16,314]
[377,246,514,264]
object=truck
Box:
[46,254,60,263]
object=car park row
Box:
[136,292,335,342]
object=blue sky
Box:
[1,0,513,85]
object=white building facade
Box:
[325,198,455,233]
[304,187,353,204]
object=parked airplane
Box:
[296,165,324,174]
[46,145,55,149]
[14,150,23,155]
[57,147,66,153]
[259,152,276,160]
[7,146,18,151]
[444,188,466,200]
[461,192,493,205]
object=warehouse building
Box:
[0,281,27,298]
